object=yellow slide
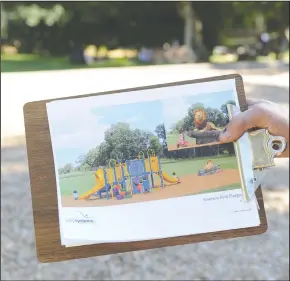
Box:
[78,169,106,200]
[146,157,179,184]
[161,171,179,184]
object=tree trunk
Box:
[255,13,265,34]
[182,2,208,62]
[183,2,194,51]
[1,2,8,39]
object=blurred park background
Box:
[1,1,289,280]
[1,1,289,71]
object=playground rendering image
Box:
[60,150,241,207]
[46,93,242,208]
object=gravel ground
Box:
[1,64,289,280]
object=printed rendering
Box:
[47,93,240,208]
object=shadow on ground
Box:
[1,140,289,280]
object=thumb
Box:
[219,108,262,143]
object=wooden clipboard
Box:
[23,73,267,263]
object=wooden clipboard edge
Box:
[23,73,267,263]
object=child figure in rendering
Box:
[179,133,185,142]
[204,160,214,171]
[72,190,78,200]
[115,183,121,191]
[137,179,143,193]
[177,131,188,148]
[172,172,180,183]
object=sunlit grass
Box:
[1,49,288,73]
[1,53,147,72]
[209,54,237,63]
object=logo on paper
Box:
[78,211,92,219]
[65,211,96,224]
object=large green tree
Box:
[90,122,159,167]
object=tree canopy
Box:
[59,122,163,174]
[2,1,288,56]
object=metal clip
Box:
[226,104,287,201]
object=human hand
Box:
[219,98,289,157]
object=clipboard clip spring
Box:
[226,104,287,200]
[248,128,286,189]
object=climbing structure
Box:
[75,149,179,201]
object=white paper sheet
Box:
[46,78,260,246]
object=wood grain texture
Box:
[23,73,267,263]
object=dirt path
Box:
[61,169,240,207]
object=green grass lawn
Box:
[1,51,288,73]
[160,155,237,177]
[166,133,196,147]
[0,53,147,72]
[59,170,96,196]
[59,155,238,196]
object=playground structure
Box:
[75,149,180,201]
